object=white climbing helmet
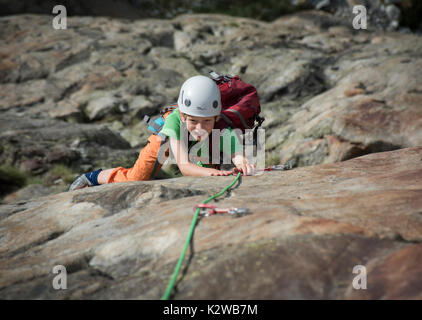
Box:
[177,75,221,117]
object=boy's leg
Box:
[97,168,116,185]
[107,134,169,183]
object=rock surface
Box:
[0,147,421,299]
[1,12,421,202]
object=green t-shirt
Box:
[160,108,243,166]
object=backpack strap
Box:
[209,70,220,80]
[225,109,252,130]
[252,115,265,146]
[160,104,178,115]
[144,115,164,133]
[143,104,177,139]
[219,113,235,128]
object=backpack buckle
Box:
[209,70,233,86]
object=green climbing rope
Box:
[161,172,241,300]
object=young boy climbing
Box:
[68,75,256,191]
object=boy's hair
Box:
[179,110,219,122]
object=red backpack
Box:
[209,71,264,134]
[144,71,264,138]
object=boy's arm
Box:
[169,137,232,176]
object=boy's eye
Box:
[188,119,212,125]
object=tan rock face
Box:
[0,147,421,299]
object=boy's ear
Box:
[215,115,220,122]
[180,112,187,123]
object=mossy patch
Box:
[46,164,78,185]
[265,152,281,166]
[291,140,329,167]
[193,0,310,22]
[227,21,240,28]
[307,120,334,139]
[0,165,27,196]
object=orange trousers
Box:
[107,133,170,183]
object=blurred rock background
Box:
[0,0,421,203]
[1,0,422,31]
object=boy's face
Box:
[181,114,218,141]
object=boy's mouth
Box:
[191,129,209,141]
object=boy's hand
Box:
[234,163,256,176]
[210,169,235,176]
[231,152,256,176]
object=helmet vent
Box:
[212,100,218,108]
[184,99,191,107]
